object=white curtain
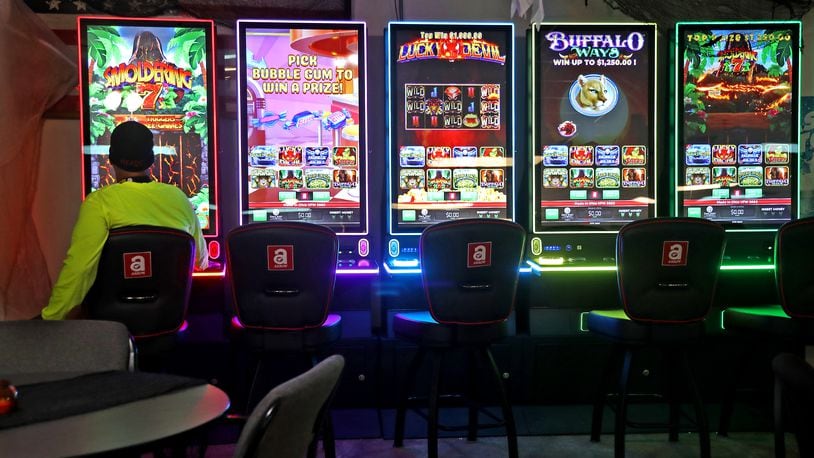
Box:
[0,0,76,319]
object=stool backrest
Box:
[420,219,526,325]
[233,354,345,458]
[776,217,814,318]
[84,226,194,338]
[617,218,725,323]
[227,222,338,330]
[0,320,133,383]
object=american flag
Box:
[28,2,83,117]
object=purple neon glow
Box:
[231,314,341,328]
[336,267,380,275]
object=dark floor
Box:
[169,403,799,458]
[201,432,798,457]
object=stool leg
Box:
[321,409,336,458]
[614,348,633,458]
[665,348,680,442]
[467,347,479,442]
[718,340,752,437]
[482,346,519,458]
[774,376,785,458]
[681,349,711,458]
[245,356,264,414]
[394,346,426,448]
[592,344,622,442]
[428,349,444,458]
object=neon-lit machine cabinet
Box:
[527,23,657,272]
[236,21,376,274]
[385,21,515,274]
[675,21,800,273]
[78,17,221,275]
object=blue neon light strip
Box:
[392,258,420,267]
[383,263,422,275]
[384,261,532,275]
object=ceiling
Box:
[602,0,813,32]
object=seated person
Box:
[41,121,208,320]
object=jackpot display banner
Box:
[676,21,801,227]
[237,21,367,234]
[387,22,514,234]
[78,18,217,235]
[531,23,657,232]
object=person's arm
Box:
[41,198,109,320]
[191,208,209,271]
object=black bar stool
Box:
[586,217,726,458]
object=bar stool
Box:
[586,218,726,458]
[392,219,525,458]
[226,221,341,458]
[719,217,814,456]
[84,226,194,369]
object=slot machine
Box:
[235,20,379,403]
[78,17,222,276]
[381,21,519,402]
[383,21,516,332]
[235,21,378,340]
[526,23,658,327]
[674,21,801,310]
[384,21,516,277]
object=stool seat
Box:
[587,310,706,344]
[723,305,814,337]
[393,311,510,347]
[232,314,342,352]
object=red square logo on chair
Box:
[123,252,152,279]
[661,241,688,266]
[467,242,492,268]
[267,245,294,271]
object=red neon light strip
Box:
[683,198,791,206]
[540,200,648,207]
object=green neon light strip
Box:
[719,264,775,271]
[528,261,774,272]
[527,261,617,272]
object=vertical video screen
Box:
[389,23,513,232]
[534,24,656,231]
[80,19,216,235]
[240,23,366,233]
[677,23,799,226]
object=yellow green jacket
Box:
[42,181,208,320]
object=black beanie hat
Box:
[109,121,155,172]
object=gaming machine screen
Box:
[387,22,514,234]
[676,22,800,227]
[532,23,656,232]
[79,18,217,236]
[237,21,367,234]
